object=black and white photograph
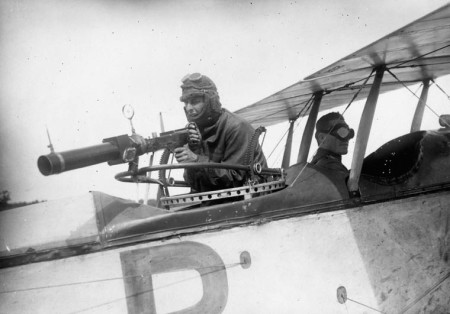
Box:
[1,0,450,313]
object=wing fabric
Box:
[236,4,450,127]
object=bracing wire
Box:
[250,44,450,128]
[431,78,450,100]
[273,67,373,175]
[308,44,450,102]
[267,123,291,161]
[346,298,386,313]
[389,44,450,70]
[1,262,242,314]
[69,262,242,314]
[251,43,450,164]
[385,68,444,121]
[341,272,450,314]
[289,71,373,185]
[295,93,316,120]
[399,272,450,314]
[263,43,450,178]
[0,263,242,296]
[269,117,304,166]
[266,94,315,161]
[341,68,376,115]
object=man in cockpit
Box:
[310,112,354,177]
[173,73,267,193]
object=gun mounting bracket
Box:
[160,179,286,209]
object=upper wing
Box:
[236,4,450,127]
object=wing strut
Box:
[410,79,430,133]
[281,120,295,168]
[297,92,323,164]
[348,67,385,194]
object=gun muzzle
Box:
[37,142,120,176]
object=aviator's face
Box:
[318,118,351,155]
[184,96,205,119]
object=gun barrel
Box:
[37,129,189,176]
[37,142,120,176]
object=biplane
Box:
[1,4,450,313]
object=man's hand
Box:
[187,122,201,145]
[174,145,199,163]
[130,134,148,152]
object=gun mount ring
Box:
[115,162,283,184]
[114,173,165,185]
[137,162,282,176]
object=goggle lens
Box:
[336,127,350,138]
[182,73,203,83]
[330,124,354,141]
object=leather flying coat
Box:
[185,109,267,192]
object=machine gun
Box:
[37,106,285,209]
[37,127,191,176]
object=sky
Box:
[1,0,449,203]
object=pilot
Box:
[174,73,267,193]
[310,112,354,176]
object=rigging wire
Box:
[385,68,448,127]
[269,117,305,166]
[299,44,450,103]
[328,44,450,96]
[247,43,450,165]
[0,274,144,294]
[399,272,450,314]
[267,118,302,165]
[68,262,242,314]
[431,78,450,100]
[1,262,242,313]
[266,123,291,161]
[289,66,373,186]
[263,43,450,178]
[61,46,450,310]
[320,68,379,96]
[248,43,450,128]
[346,297,386,313]
[0,262,242,296]
[341,68,376,115]
[389,44,450,70]
[139,44,450,312]
[266,94,314,161]
[296,93,315,120]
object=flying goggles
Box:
[180,73,216,102]
[328,123,355,141]
[182,72,203,83]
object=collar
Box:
[314,148,342,161]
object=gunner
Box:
[174,73,267,193]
